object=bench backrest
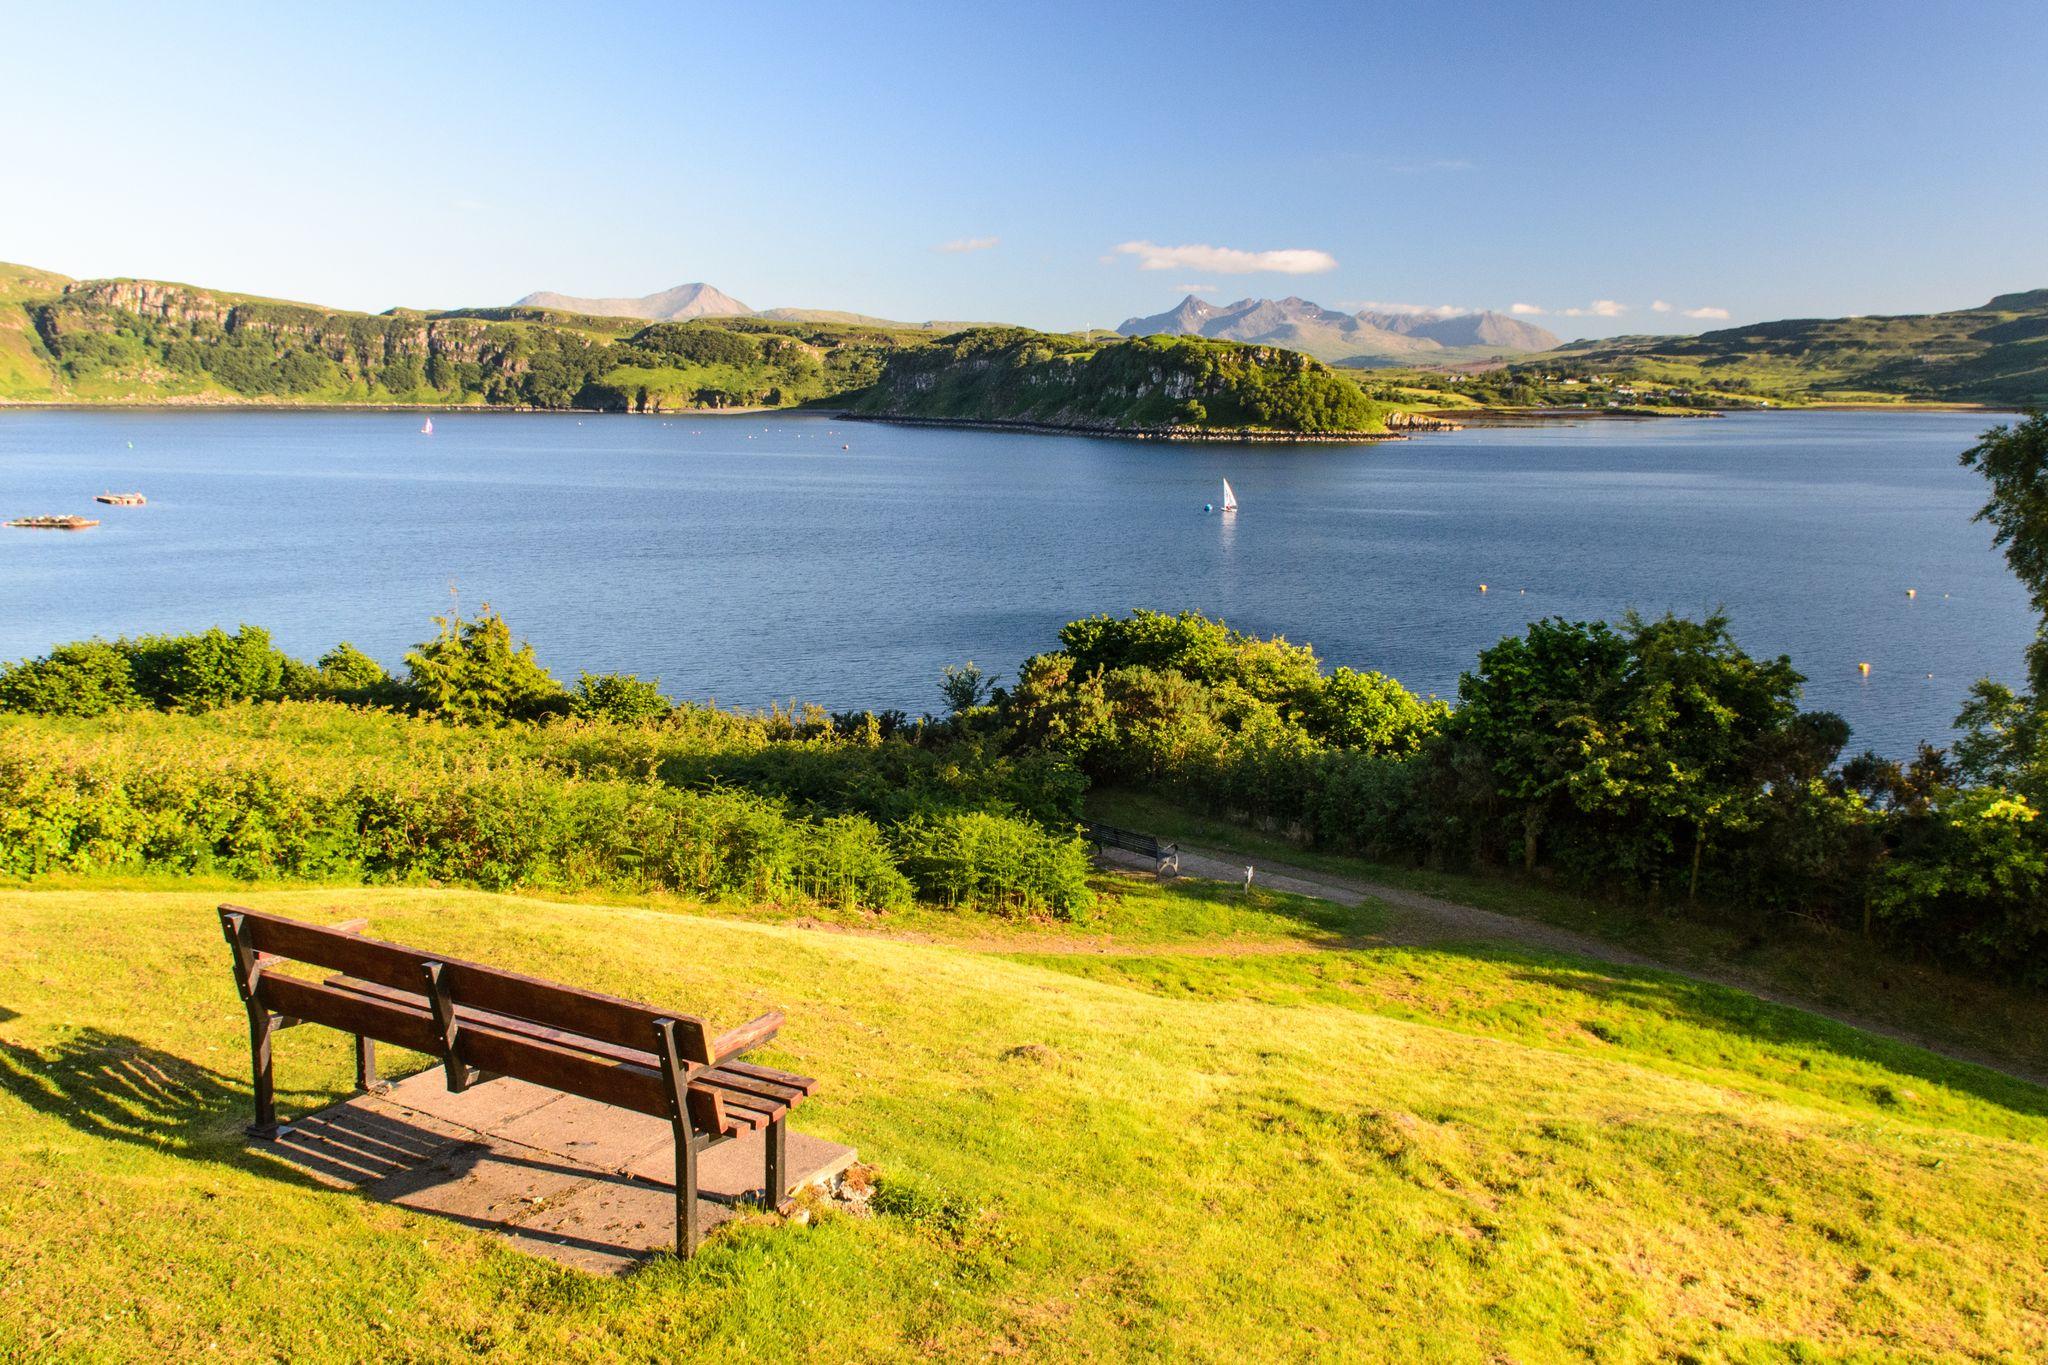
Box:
[226,905,716,1059]
[1082,820,1175,860]
[220,905,739,1131]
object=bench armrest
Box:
[711,1010,784,1063]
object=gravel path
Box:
[1099,844,2047,1088]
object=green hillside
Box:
[0,265,934,412]
[852,327,1388,435]
[0,263,1391,435]
[1543,290,2048,405]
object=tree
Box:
[404,606,564,723]
[1874,786,2048,983]
[1449,613,1810,889]
[939,661,1000,716]
[1304,666,1447,754]
[1450,617,1634,872]
[1961,412,2048,694]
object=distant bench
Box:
[217,905,814,1257]
[1081,820,1180,874]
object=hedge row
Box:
[0,724,1092,920]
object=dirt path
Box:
[1100,846,2048,1089]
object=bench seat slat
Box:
[317,975,797,1129]
[718,1059,819,1096]
[697,1069,806,1105]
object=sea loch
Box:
[0,407,2029,757]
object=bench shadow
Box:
[0,1026,324,1175]
[0,1025,696,1270]
[1480,950,2048,1121]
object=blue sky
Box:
[3,1,2044,334]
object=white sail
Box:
[1221,479,1238,511]
[421,417,434,435]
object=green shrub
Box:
[0,641,141,717]
[571,671,673,724]
[124,625,294,709]
[308,643,393,702]
[404,608,565,723]
[1875,788,2048,984]
[892,810,1093,920]
[792,813,915,911]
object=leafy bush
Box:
[404,608,565,723]
[123,625,294,710]
[309,643,395,703]
[571,671,673,724]
[1875,788,2048,984]
[892,810,1093,920]
[0,641,142,717]
[0,715,913,909]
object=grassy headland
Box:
[1,881,2042,1359]
[848,327,1389,438]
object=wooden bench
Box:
[217,904,815,1257]
[1081,819,1180,874]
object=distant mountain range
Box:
[1115,294,1560,363]
[5,257,2041,410]
[511,285,987,332]
[513,282,752,321]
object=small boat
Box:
[7,514,99,530]
[420,417,435,435]
[1220,479,1239,514]
[94,492,147,506]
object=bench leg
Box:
[675,1128,700,1258]
[764,1116,788,1213]
[244,1006,278,1139]
[354,1034,383,1093]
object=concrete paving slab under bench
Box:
[259,1070,855,1275]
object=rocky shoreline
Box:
[837,411,1416,444]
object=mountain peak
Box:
[512,282,752,321]
[1115,295,1560,361]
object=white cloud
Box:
[1509,302,1545,316]
[1172,283,1217,294]
[1113,240,1338,275]
[1651,299,1672,313]
[934,235,1000,254]
[1353,300,1465,317]
[1560,299,1628,318]
[1684,305,1731,320]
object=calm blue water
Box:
[0,408,2032,757]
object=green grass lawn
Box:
[1,877,2043,1361]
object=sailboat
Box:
[1220,479,1239,514]
[420,417,434,435]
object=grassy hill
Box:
[0,264,935,412]
[0,880,2041,1359]
[1542,290,2048,405]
